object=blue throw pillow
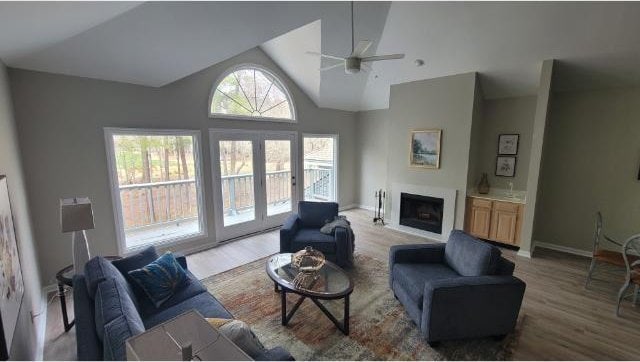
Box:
[128,252,187,308]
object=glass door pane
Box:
[303,136,337,202]
[265,139,292,216]
[218,140,255,226]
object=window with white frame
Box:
[105,129,206,252]
[303,135,338,202]
[209,65,296,122]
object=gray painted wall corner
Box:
[520,59,555,255]
[0,62,44,360]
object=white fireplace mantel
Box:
[388,183,457,242]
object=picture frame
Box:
[409,129,442,169]
[0,176,24,360]
[498,134,519,155]
[495,156,517,177]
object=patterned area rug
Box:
[202,254,518,360]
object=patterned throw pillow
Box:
[127,252,187,307]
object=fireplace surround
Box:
[399,192,444,234]
[389,183,457,241]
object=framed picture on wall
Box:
[498,134,519,155]
[496,156,517,177]
[0,176,24,360]
[409,129,442,169]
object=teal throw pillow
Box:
[128,252,187,307]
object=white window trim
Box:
[302,133,339,204]
[104,127,208,255]
[208,63,297,123]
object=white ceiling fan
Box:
[307,2,405,74]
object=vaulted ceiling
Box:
[2,2,640,111]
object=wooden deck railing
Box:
[119,168,332,228]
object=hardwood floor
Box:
[43,208,640,360]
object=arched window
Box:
[209,65,295,122]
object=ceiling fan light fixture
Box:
[345,57,361,74]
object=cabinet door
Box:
[490,202,519,244]
[467,200,492,239]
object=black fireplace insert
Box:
[399,192,444,234]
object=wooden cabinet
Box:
[466,198,492,239]
[465,197,524,246]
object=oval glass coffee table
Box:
[266,253,354,335]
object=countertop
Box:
[467,189,526,204]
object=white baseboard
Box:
[534,240,591,258]
[517,250,532,258]
[339,203,358,211]
[355,204,376,211]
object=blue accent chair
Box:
[389,230,526,346]
[280,201,354,267]
[73,246,293,361]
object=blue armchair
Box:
[389,230,525,346]
[280,201,354,267]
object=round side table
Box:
[55,256,121,332]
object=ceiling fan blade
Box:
[361,54,405,62]
[320,62,344,72]
[351,40,372,57]
[305,51,345,61]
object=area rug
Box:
[202,254,519,360]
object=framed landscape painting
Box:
[0,176,24,359]
[410,129,442,169]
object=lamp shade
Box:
[60,197,95,232]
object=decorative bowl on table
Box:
[291,246,325,272]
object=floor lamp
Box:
[60,197,95,274]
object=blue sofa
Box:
[280,201,354,267]
[389,230,526,346]
[73,246,292,360]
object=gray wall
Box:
[9,47,357,284]
[467,80,485,190]
[355,109,389,209]
[0,62,42,360]
[356,73,478,228]
[521,59,554,255]
[472,96,537,191]
[534,87,640,252]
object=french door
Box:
[210,129,298,241]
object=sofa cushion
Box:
[142,292,233,329]
[94,278,143,342]
[291,228,337,253]
[85,256,139,309]
[112,246,159,275]
[392,263,459,306]
[445,230,501,276]
[128,252,188,308]
[136,271,207,317]
[298,201,338,228]
[103,314,145,361]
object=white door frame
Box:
[210,129,298,242]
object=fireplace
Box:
[399,192,444,234]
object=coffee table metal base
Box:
[276,282,350,335]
